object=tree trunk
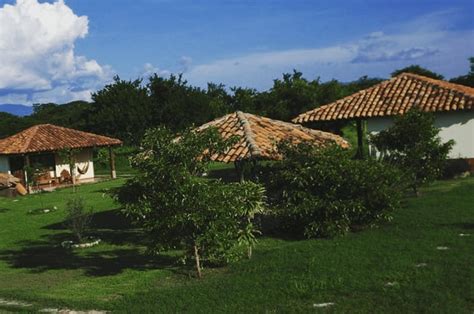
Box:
[356,120,364,159]
[413,185,420,197]
[193,245,202,279]
[248,245,252,259]
[69,151,76,193]
[109,146,117,179]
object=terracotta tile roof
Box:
[293,73,474,123]
[196,111,349,162]
[0,124,122,155]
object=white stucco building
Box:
[366,111,474,159]
[293,73,474,170]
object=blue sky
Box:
[0,0,473,104]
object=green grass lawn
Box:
[0,177,472,312]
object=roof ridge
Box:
[20,125,39,153]
[236,111,262,157]
[292,76,398,123]
[247,112,348,145]
[400,72,474,95]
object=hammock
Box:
[77,161,90,175]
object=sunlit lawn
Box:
[0,176,472,312]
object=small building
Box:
[0,124,122,188]
[293,73,474,168]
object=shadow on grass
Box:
[0,208,10,213]
[437,222,474,230]
[0,209,179,277]
[0,243,176,277]
[46,209,151,247]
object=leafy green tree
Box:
[449,57,474,87]
[148,74,231,131]
[116,127,266,278]
[391,65,444,80]
[0,112,32,138]
[31,101,90,130]
[262,70,321,121]
[89,76,153,145]
[370,108,454,195]
[230,87,260,113]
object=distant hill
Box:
[0,104,33,116]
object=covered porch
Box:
[0,124,122,194]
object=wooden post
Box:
[234,160,244,182]
[24,154,31,194]
[356,120,364,159]
[109,146,117,179]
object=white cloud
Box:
[178,56,193,72]
[184,11,474,89]
[0,0,113,104]
[140,62,171,79]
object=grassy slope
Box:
[0,177,472,312]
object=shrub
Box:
[65,197,93,243]
[370,108,454,195]
[260,142,402,238]
[116,127,266,277]
[442,159,471,179]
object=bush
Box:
[370,108,454,195]
[442,159,471,179]
[65,197,93,243]
[260,142,402,238]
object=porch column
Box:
[109,146,117,179]
[356,119,364,159]
[234,160,245,182]
[23,154,31,193]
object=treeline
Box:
[1,60,473,144]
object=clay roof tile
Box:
[0,124,122,155]
[293,73,474,123]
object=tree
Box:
[148,74,231,132]
[370,108,454,195]
[116,127,266,278]
[391,65,444,80]
[262,70,321,121]
[0,112,32,138]
[89,76,153,145]
[31,101,90,131]
[229,87,260,113]
[449,57,474,87]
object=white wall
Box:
[0,156,10,173]
[367,111,474,159]
[55,148,95,182]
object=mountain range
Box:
[0,104,33,116]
